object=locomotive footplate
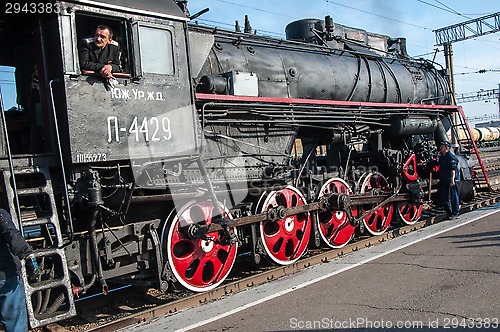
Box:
[195,191,414,234]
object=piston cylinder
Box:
[388,115,437,136]
[198,75,228,94]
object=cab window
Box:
[138,26,174,75]
[75,13,131,75]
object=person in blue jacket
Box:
[430,141,460,219]
[0,209,40,332]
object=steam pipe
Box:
[88,208,108,295]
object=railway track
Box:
[40,185,500,332]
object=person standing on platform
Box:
[429,141,460,219]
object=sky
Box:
[187,0,500,124]
[1,0,499,124]
[0,67,16,111]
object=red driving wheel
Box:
[163,200,238,292]
[257,186,311,265]
[358,172,394,235]
[316,178,356,248]
[397,201,423,225]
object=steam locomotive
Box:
[0,0,477,327]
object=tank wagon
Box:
[0,0,476,327]
[451,126,500,148]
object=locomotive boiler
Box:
[193,17,449,105]
[0,0,478,328]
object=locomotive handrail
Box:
[198,101,447,117]
[48,80,74,246]
[0,90,24,234]
[195,93,461,111]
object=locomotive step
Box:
[21,216,54,227]
[31,247,66,258]
[11,167,43,175]
[16,186,48,196]
[26,278,70,293]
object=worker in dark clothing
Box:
[0,209,40,332]
[429,141,460,219]
[78,25,121,79]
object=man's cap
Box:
[439,141,451,147]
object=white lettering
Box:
[162,117,172,141]
[139,117,149,141]
[111,88,164,101]
[105,116,173,143]
[107,116,119,143]
[150,117,160,141]
[76,153,107,163]
[121,89,130,100]
[111,87,120,99]
[129,117,139,141]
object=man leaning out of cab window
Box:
[78,25,121,79]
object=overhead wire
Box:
[192,18,285,38]
[323,0,431,30]
[213,0,298,19]
[455,69,500,75]
[416,0,474,19]
[207,0,296,37]
[431,0,493,17]
[414,50,441,58]
[433,0,462,15]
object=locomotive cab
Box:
[58,0,200,164]
[0,0,200,162]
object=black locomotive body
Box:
[189,18,454,184]
[193,19,449,104]
[0,0,476,328]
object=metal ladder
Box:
[450,106,492,192]
[3,167,76,328]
